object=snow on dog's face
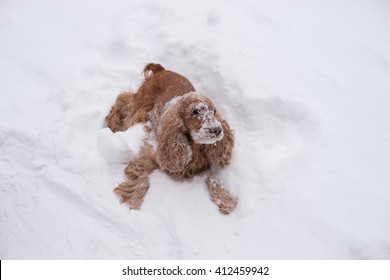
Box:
[178,92,224,144]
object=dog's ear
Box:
[156,105,192,174]
[205,117,234,168]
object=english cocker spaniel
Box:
[105,63,237,214]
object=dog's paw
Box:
[114,182,149,210]
[218,190,238,215]
[207,178,238,215]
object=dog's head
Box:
[156,91,234,173]
[166,92,224,144]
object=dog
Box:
[106,63,237,214]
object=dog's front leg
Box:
[114,153,158,210]
[206,175,237,215]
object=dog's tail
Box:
[143,63,165,79]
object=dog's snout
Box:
[209,126,222,137]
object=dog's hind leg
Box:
[105,92,137,132]
[114,148,158,210]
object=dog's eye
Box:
[191,109,200,116]
[213,109,217,115]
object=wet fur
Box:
[106,63,237,214]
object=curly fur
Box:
[106,63,236,214]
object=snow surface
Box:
[1,0,390,259]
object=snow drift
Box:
[1,0,390,259]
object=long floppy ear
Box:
[205,117,234,168]
[155,105,193,174]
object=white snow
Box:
[1,0,390,259]
[98,125,145,163]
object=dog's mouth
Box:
[191,127,224,145]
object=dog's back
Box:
[106,63,196,132]
[138,63,196,118]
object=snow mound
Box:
[98,125,145,163]
[1,0,390,259]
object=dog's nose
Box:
[209,126,222,137]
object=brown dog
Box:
[106,63,237,214]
